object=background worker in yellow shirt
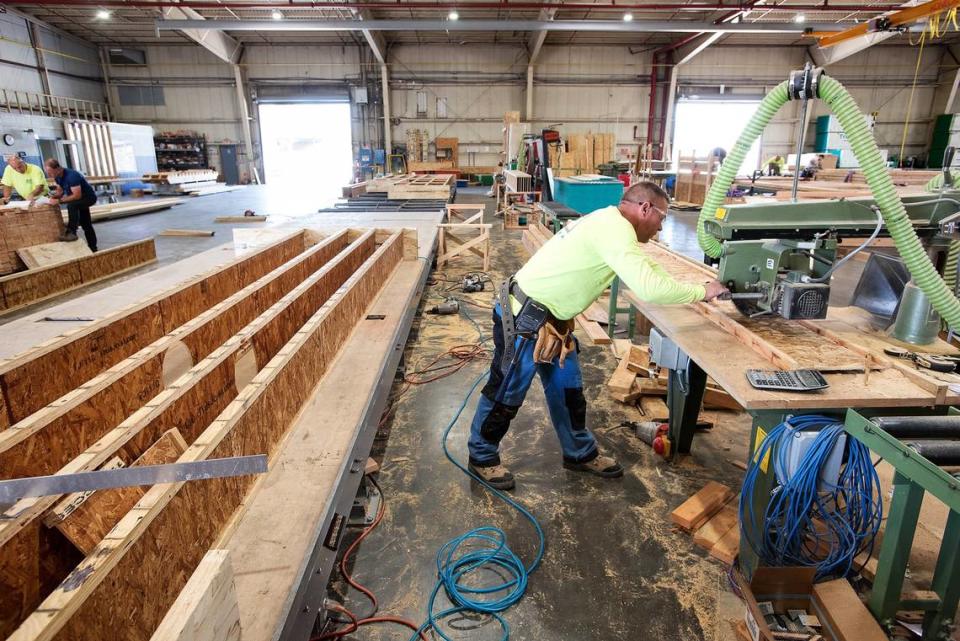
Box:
[1,154,50,206]
[467,181,728,490]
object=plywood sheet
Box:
[16,243,93,270]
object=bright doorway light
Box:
[672,99,762,173]
[258,102,353,204]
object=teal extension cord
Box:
[407,371,546,641]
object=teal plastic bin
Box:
[553,176,625,214]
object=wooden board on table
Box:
[149,550,241,641]
[671,481,733,531]
[16,242,93,270]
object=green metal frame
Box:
[844,409,960,640]
[606,276,637,340]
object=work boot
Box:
[60,231,78,242]
[468,462,516,491]
[564,454,624,479]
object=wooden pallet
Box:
[0,239,158,318]
[387,174,454,200]
[0,227,413,641]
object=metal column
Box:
[381,63,392,154]
[232,63,259,184]
[526,65,534,121]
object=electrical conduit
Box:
[697,74,960,330]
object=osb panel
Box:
[55,429,187,555]
[156,232,304,334]
[1,305,165,424]
[0,356,165,480]
[49,234,403,641]
[77,240,157,285]
[0,232,307,427]
[0,262,83,309]
[0,206,63,276]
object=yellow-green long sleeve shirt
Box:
[515,206,706,320]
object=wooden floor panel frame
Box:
[9,232,407,641]
[0,239,158,317]
[0,233,377,639]
[0,232,306,429]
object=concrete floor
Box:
[329,189,753,641]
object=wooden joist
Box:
[159,230,215,237]
[149,550,241,641]
[0,239,157,318]
[0,232,306,429]
[0,232,374,638]
[213,216,267,223]
[8,231,407,641]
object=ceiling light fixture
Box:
[623,12,633,21]
[271,9,283,19]
[794,13,806,23]
[95,9,111,19]
[448,10,459,20]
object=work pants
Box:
[467,304,599,467]
[66,195,98,252]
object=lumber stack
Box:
[0,226,414,641]
[548,132,615,173]
[0,204,65,275]
[815,167,939,186]
[84,198,184,223]
[671,481,740,565]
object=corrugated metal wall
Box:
[0,12,104,103]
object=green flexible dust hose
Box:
[696,73,960,330]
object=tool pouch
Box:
[533,319,576,366]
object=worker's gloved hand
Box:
[703,280,730,302]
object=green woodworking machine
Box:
[701,192,960,342]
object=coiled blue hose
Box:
[739,415,882,581]
[408,372,546,641]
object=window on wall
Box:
[416,91,428,117]
[117,85,165,106]
[436,97,448,119]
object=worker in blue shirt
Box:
[45,158,98,251]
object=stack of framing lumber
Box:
[82,198,184,223]
[0,226,415,641]
[387,174,454,200]
[143,170,218,186]
[0,205,65,275]
[815,167,939,186]
[0,238,157,316]
[547,132,615,172]
[671,482,740,565]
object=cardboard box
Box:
[739,567,887,641]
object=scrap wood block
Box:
[693,502,738,550]
[608,355,636,395]
[44,429,188,554]
[611,377,643,404]
[671,481,734,531]
[626,344,650,374]
[703,385,744,411]
[709,523,740,565]
[640,396,669,421]
[576,315,611,344]
[854,551,878,582]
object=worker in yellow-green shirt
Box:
[1,154,50,205]
[467,181,728,490]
